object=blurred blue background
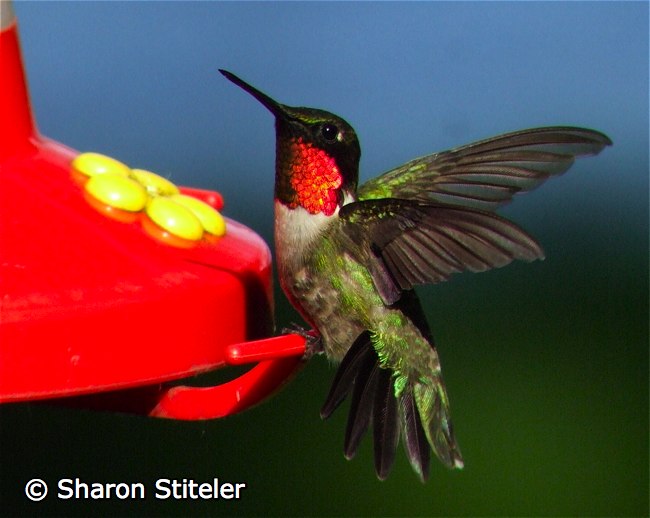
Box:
[2,2,647,516]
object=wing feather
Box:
[340,199,544,304]
[358,127,611,210]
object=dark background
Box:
[1,2,647,516]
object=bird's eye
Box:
[320,123,339,143]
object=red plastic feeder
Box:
[0,6,306,419]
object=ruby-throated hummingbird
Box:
[220,69,611,482]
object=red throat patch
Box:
[286,137,342,216]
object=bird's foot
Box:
[282,323,323,360]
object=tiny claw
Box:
[282,323,323,360]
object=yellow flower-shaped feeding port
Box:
[86,175,148,212]
[146,197,204,241]
[131,169,180,197]
[72,152,132,178]
[71,152,226,247]
[169,194,227,237]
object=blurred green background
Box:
[1,2,647,516]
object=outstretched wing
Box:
[339,198,544,305]
[358,127,611,210]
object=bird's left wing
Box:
[339,198,543,305]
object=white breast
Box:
[274,202,335,261]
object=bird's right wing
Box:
[358,127,611,210]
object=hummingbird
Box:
[219,69,611,482]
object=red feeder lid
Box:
[0,11,306,419]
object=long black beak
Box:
[219,69,286,118]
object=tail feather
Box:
[414,381,464,469]
[373,368,399,480]
[344,360,378,459]
[322,331,463,480]
[321,331,373,419]
[399,390,431,482]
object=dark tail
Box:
[320,331,462,481]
